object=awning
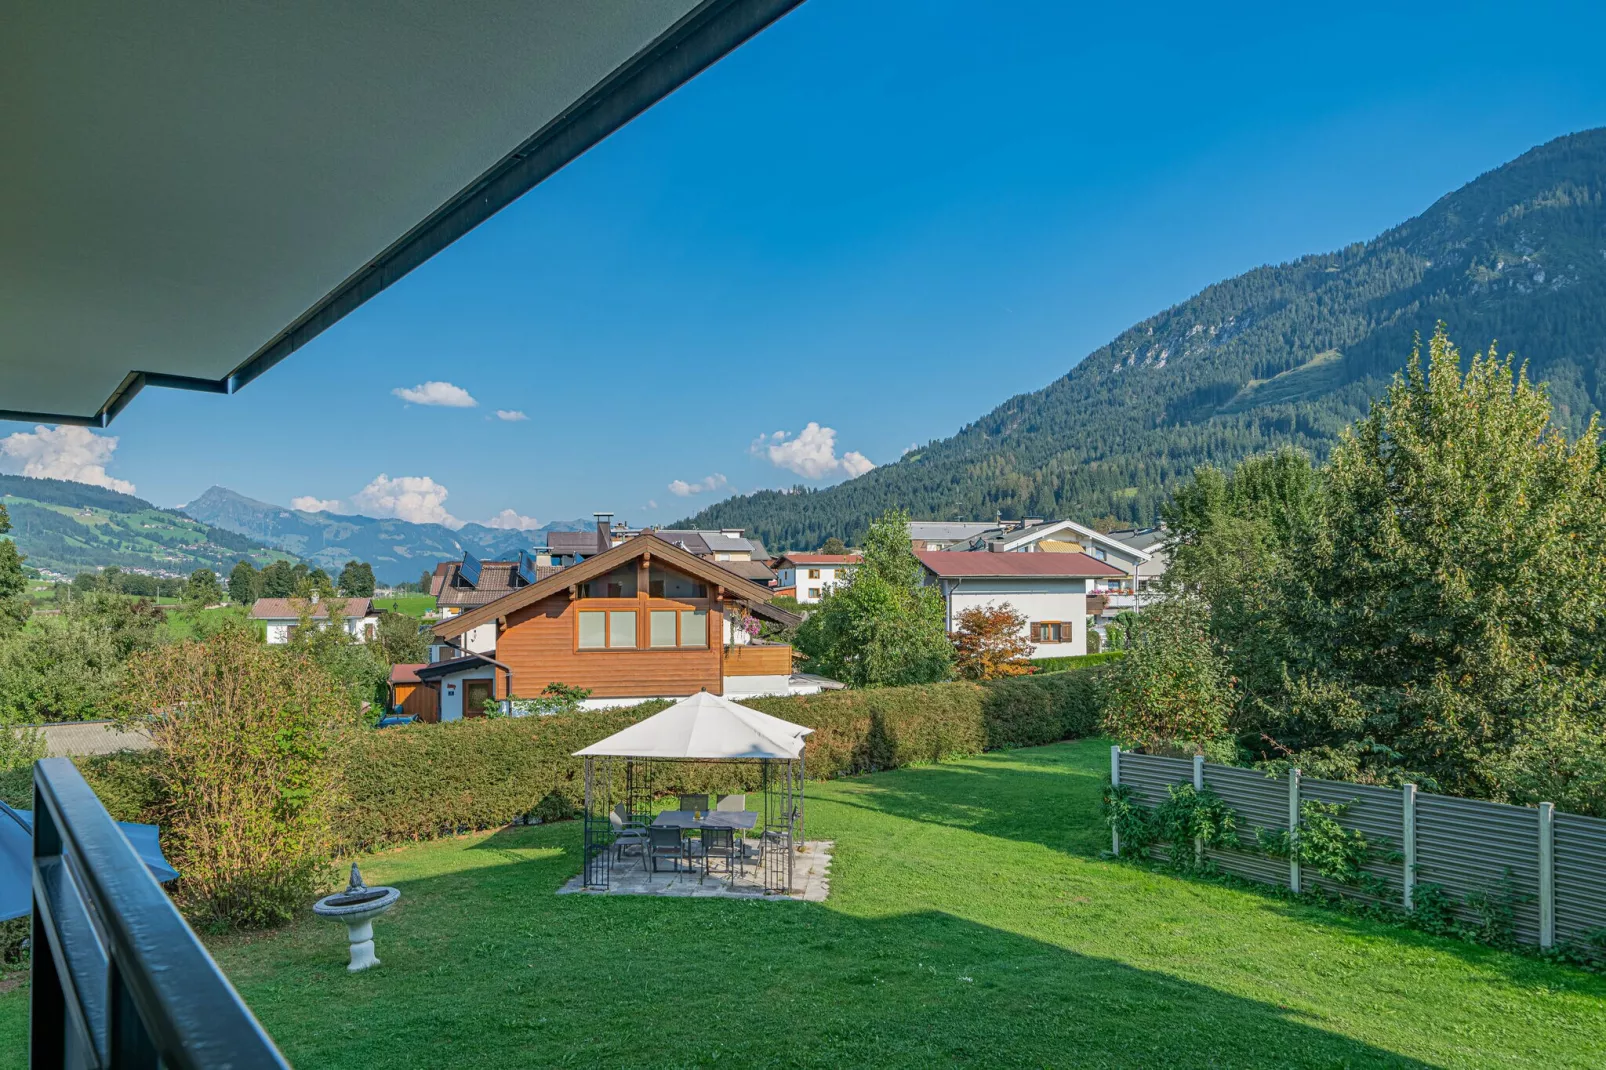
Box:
[574,690,813,760]
[3,1,801,425]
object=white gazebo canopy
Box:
[574,691,813,761]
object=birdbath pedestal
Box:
[313,864,400,972]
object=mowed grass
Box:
[3,739,1604,1068]
[369,593,436,618]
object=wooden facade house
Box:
[426,535,807,719]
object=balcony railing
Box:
[723,642,794,677]
[30,758,291,1069]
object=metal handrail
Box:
[30,757,292,1069]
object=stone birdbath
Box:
[313,863,400,972]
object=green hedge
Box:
[3,666,1111,856]
[1030,651,1126,673]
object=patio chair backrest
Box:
[648,826,683,850]
[678,794,709,813]
[702,827,735,852]
[715,794,746,812]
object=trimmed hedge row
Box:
[1030,651,1126,673]
[2,666,1111,857]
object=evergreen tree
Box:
[258,560,297,598]
[0,503,29,633]
[228,560,260,604]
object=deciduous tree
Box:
[951,603,1034,680]
[338,560,376,598]
[228,560,260,604]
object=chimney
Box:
[594,512,613,550]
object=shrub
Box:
[1031,652,1125,673]
[531,788,579,823]
[951,603,1035,680]
[120,626,359,929]
[1103,594,1232,753]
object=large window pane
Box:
[609,610,637,649]
[578,611,606,649]
[680,609,708,647]
[649,610,678,648]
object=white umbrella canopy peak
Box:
[573,690,814,760]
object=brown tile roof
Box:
[914,551,1124,579]
[434,560,564,607]
[715,560,777,584]
[249,597,374,620]
[390,663,427,684]
[548,529,608,554]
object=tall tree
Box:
[0,503,29,633]
[258,560,297,598]
[337,560,376,598]
[228,560,260,604]
[795,509,952,687]
[185,568,224,609]
[819,536,848,555]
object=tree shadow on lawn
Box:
[226,827,1447,1070]
[820,740,1113,858]
[806,746,1606,997]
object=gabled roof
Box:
[433,559,561,608]
[914,551,1124,579]
[774,553,862,567]
[907,521,1000,543]
[249,597,373,620]
[432,534,776,639]
[548,529,609,555]
[390,663,427,685]
[991,519,1152,562]
[715,559,777,585]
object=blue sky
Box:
[5,1,1606,530]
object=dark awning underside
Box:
[1,0,798,425]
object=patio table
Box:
[651,810,758,831]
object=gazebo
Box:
[573,690,812,894]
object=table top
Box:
[652,809,758,830]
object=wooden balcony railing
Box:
[723,642,793,677]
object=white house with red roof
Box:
[772,553,862,604]
[249,595,378,645]
[914,551,1125,658]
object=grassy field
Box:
[369,593,436,618]
[3,739,1603,1068]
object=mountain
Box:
[182,486,591,585]
[680,128,1606,551]
[0,474,293,577]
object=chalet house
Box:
[771,553,861,604]
[914,551,1124,659]
[249,595,377,645]
[425,534,811,721]
[962,519,1153,609]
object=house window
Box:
[1033,621,1067,643]
[649,610,678,648]
[807,588,822,601]
[807,568,821,579]
[579,610,637,649]
[648,566,706,599]
[649,608,708,648]
[580,565,637,599]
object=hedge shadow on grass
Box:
[220,823,1445,1070]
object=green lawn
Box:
[3,739,1604,1067]
[369,593,436,618]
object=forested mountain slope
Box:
[681,128,1606,550]
[0,475,290,576]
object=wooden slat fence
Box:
[1111,747,1606,952]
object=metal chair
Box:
[715,794,746,812]
[610,804,648,862]
[699,827,740,886]
[678,794,709,814]
[646,825,689,878]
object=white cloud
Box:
[668,473,729,497]
[392,381,478,408]
[647,499,659,510]
[751,422,876,481]
[291,496,342,513]
[0,425,135,494]
[483,508,542,531]
[350,473,462,529]
[494,410,528,422]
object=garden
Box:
[6,739,1605,1068]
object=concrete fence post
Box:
[1539,802,1555,948]
[1110,745,1122,857]
[1402,783,1417,911]
[1193,754,1205,865]
[1288,768,1302,894]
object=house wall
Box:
[437,668,496,722]
[392,681,441,722]
[775,563,850,604]
[939,577,1089,658]
[495,591,725,699]
[260,617,376,646]
[462,622,496,654]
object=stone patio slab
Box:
[557,840,833,902]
